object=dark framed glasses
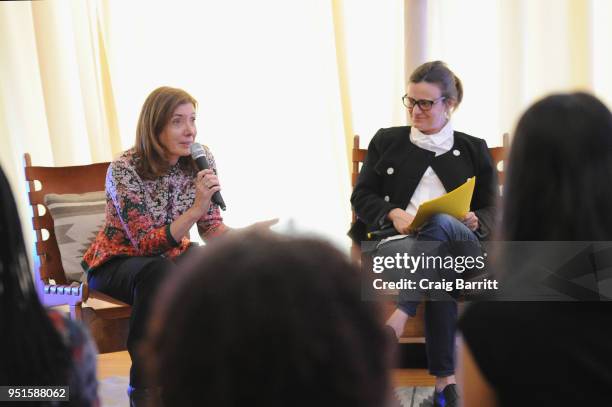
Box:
[402,95,445,111]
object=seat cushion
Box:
[44,191,106,282]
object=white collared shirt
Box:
[405,121,454,216]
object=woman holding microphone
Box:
[350,61,497,407]
[82,86,271,406]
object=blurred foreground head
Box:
[503,92,612,240]
[0,166,69,385]
[146,231,392,407]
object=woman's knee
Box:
[427,213,459,229]
[419,214,465,241]
[134,257,173,288]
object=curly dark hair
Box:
[145,231,392,407]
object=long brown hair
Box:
[134,86,198,179]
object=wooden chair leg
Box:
[69,303,83,320]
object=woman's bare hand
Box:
[192,169,221,218]
[463,211,479,231]
[247,218,279,231]
[388,208,414,235]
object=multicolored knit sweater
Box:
[81,147,225,272]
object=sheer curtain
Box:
[3,0,611,268]
[0,0,119,265]
[0,0,404,258]
[333,0,406,149]
[102,0,396,247]
[413,0,612,146]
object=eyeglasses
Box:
[402,95,445,111]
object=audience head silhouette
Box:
[0,167,70,386]
[146,231,392,407]
[503,92,612,240]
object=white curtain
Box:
[103,0,349,246]
[0,0,405,258]
[414,0,612,146]
[333,0,406,146]
[592,0,612,108]
[0,0,120,271]
[3,0,612,270]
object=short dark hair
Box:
[409,60,463,109]
[145,231,392,407]
[502,92,612,240]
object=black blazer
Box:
[349,126,497,242]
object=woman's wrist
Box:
[185,207,204,224]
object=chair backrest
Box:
[351,133,509,223]
[23,153,110,285]
[488,133,508,186]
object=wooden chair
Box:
[24,153,131,353]
[350,133,508,341]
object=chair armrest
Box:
[43,282,88,306]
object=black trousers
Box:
[87,250,193,388]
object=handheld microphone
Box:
[190,143,226,211]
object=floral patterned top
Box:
[81,146,225,272]
[47,310,99,406]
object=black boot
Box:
[433,383,459,407]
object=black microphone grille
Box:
[190,143,206,159]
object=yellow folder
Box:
[410,177,476,230]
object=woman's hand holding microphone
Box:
[170,169,220,241]
[191,169,221,218]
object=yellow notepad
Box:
[410,177,476,230]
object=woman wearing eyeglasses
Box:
[349,61,497,407]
